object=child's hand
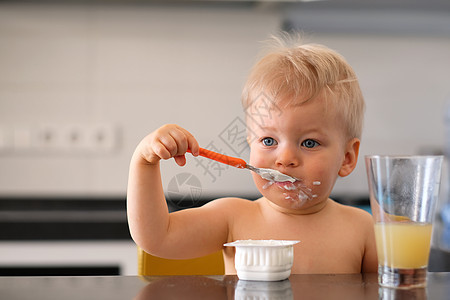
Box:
[135,124,199,166]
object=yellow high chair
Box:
[137,247,225,276]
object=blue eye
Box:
[302,139,319,149]
[262,137,276,147]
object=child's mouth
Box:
[276,181,297,191]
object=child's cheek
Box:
[310,172,335,198]
[248,148,267,167]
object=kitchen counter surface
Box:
[1,273,449,299]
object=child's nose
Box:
[275,146,300,167]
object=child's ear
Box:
[338,138,360,177]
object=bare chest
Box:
[225,214,364,274]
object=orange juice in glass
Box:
[366,155,443,289]
[374,223,432,269]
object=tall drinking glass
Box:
[365,155,443,289]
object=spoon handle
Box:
[189,147,247,169]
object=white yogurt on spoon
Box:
[256,168,296,183]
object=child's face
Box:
[246,95,359,214]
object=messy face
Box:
[246,95,354,214]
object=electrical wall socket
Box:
[63,124,118,153]
[89,124,117,152]
[34,124,65,151]
[0,123,119,155]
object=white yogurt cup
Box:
[224,240,300,281]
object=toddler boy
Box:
[127,36,378,274]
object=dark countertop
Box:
[1,273,449,299]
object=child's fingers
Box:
[166,127,191,156]
[186,131,199,156]
[151,138,174,161]
[140,124,199,164]
[173,155,187,166]
[158,133,181,158]
[176,130,199,157]
[167,126,199,157]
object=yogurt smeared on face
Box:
[282,180,320,208]
[262,176,321,208]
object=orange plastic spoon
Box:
[188,147,296,183]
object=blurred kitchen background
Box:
[1,0,450,275]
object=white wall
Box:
[1,3,449,199]
[0,3,279,198]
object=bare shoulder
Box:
[332,200,373,225]
[202,197,257,211]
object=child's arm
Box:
[127,124,229,259]
[362,217,378,273]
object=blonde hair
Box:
[241,34,365,139]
